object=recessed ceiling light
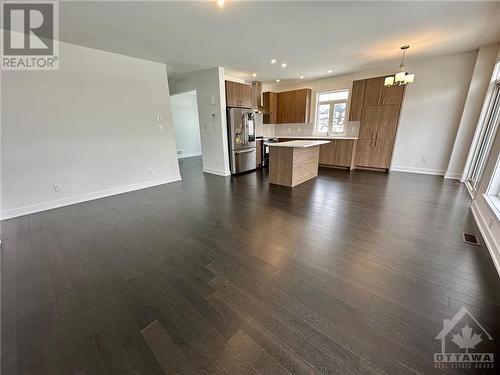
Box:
[271,59,277,64]
[300,75,304,79]
[252,73,257,77]
[217,0,224,7]
[281,63,287,68]
[328,69,332,74]
[276,79,280,83]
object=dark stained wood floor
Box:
[2,156,500,374]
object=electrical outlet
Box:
[422,157,427,163]
[298,128,301,132]
[53,184,63,192]
[146,169,153,175]
[155,114,162,122]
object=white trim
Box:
[0,175,182,220]
[177,152,202,159]
[224,76,246,84]
[390,166,446,176]
[444,172,463,180]
[202,167,231,177]
[484,194,500,222]
[465,180,477,199]
[471,200,500,277]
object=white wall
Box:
[170,68,230,176]
[445,44,499,180]
[1,41,181,219]
[170,90,202,158]
[470,50,500,276]
[264,51,478,176]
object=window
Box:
[315,90,349,135]
[466,80,500,193]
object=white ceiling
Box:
[59,1,500,84]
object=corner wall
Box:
[170,68,230,176]
[1,41,181,220]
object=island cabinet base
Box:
[269,146,320,187]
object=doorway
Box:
[170,90,203,174]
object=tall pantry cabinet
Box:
[350,76,405,170]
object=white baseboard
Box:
[444,172,463,180]
[202,167,231,177]
[0,174,182,220]
[390,166,446,176]
[177,152,202,159]
[471,200,500,277]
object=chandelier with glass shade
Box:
[384,45,415,87]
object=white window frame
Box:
[315,89,349,136]
[465,79,500,197]
[483,84,500,220]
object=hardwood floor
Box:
[2,156,500,374]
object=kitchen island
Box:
[268,140,330,187]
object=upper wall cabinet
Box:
[225,81,252,108]
[263,91,277,124]
[363,76,405,106]
[349,80,366,121]
[276,88,312,124]
[381,85,405,105]
[363,77,385,106]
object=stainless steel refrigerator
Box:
[227,108,256,174]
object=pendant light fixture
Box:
[384,45,415,87]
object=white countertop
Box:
[275,136,358,140]
[267,140,330,148]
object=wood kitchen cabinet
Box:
[276,88,312,124]
[382,85,405,105]
[363,77,385,106]
[319,139,356,168]
[359,105,401,141]
[354,75,405,170]
[349,80,366,121]
[263,91,277,124]
[362,76,405,107]
[355,139,394,169]
[225,80,252,108]
[256,139,263,167]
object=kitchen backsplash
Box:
[256,121,360,138]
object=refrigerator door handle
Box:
[235,148,255,154]
[243,113,248,145]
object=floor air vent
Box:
[462,232,480,246]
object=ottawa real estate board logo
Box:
[434,306,494,370]
[1,1,59,70]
